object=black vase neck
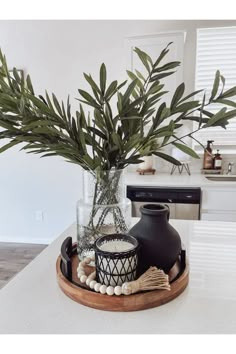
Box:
[140,204,169,218]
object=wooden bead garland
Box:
[77,256,171,296]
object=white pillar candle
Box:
[99,240,134,253]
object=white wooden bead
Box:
[106,286,114,296]
[80,275,87,283]
[94,283,102,292]
[78,263,85,269]
[89,280,97,289]
[121,283,132,295]
[86,278,92,286]
[99,285,107,294]
[114,286,122,296]
[77,270,85,277]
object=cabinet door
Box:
[201,187,236,221]
[201,188,236,211]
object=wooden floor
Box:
[0,242,47,290]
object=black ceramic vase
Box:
[129,204,182,275]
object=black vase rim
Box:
[140,203,168,216]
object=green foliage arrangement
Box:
[1,42,236,249]
[1,42,236,174]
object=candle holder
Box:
[94,234,139,287]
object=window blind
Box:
[194,26,236,151]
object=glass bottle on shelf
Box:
[214,149,222,170]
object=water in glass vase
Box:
[76,169,131,260]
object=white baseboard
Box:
[0,235,52,245]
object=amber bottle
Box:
[214,149,222,170]
[203,140,214,169]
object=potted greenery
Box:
[138,138,160,170]
[0,43,236,257]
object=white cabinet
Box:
[201,187,236,222]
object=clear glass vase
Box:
[76,169,131,260]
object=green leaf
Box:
[45,91,55,111]
[120,116,142,120]
[26,75,35,95]
[172,142,200,159]
[105,80,118,100]
[153,42,173,68]
[0,140,19,153]
[171,83,185,109]
[154,61,180,73]
[22,120,56,131]
[135,70,145,82]
[220,74,225,95]
[215,99,236,108]
[116,80,127,91]
[117,92,123,113]
[150,71,176,82]
[126,70,143,89]
[88,126,107,140]
[198,92,206,128]
[52,93,63,116]
[145,91,168,107]
[12,68,21,83]
[111,132,122,151]
[122,96,145,114]
[199,109,214,118]
[100,63,107,94]
[24,93,53,115]
[173,101,200,114]
[135,47,153,66]
[224,109,236,120]
[147,83,164,95]
[78,89,100,109]
[220,86,236,99]
[134,47,151,74]
[153,151,181,165]
[122,79,138,106]
[210,70,220,101]
[203,107,227,128]
[84,73,101,95]
[181,116,209,124]
[178,89,203,104]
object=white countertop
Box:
[124,172,236,188]
[0,219,236,334]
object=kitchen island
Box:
[0,219,235,334]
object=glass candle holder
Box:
[94,234,139,286]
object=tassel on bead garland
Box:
[122,267,170,295]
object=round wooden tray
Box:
[56,245,189,312]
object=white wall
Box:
[0,20,236,244]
